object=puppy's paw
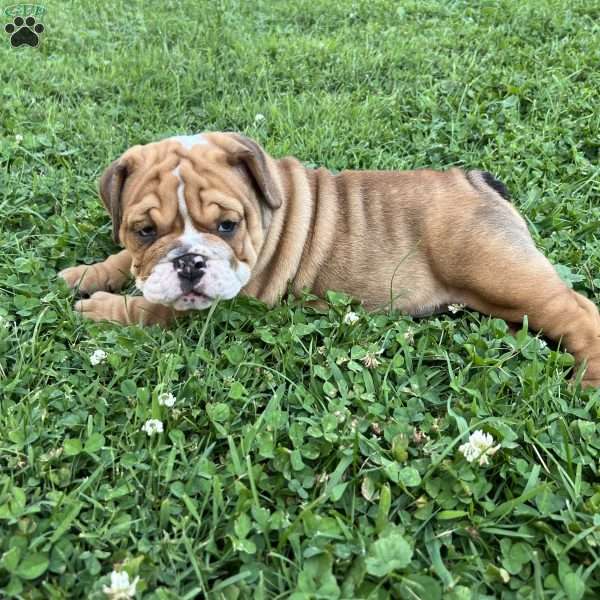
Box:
[581,378,600,389]
[579,353,600,388]
[571,359,600,389]
[59,265,112,296]
[74,291,129,324]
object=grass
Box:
[1,0,600,597]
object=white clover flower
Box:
[15,134,23,143]
[334,410,346,423]
[362,352,381,369]
[403,328,415,344]
[102,570,139,599]
[48,447,63,460]
[459,430,501,466]
[448,303,466,314]
[371,422,382,436]
[343,311,359,325]
[254,113,266,123]
[142,419,164,436]
[90,349,107,366]
[158,392,176,408]
[412,428,430,445]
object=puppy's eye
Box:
[137,226,156,239]
[217,220,238,234]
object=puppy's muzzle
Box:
[173,253,206,290]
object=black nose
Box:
[173,254,206,285]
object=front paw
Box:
[59,265,110,296]
[74,291,129,324]
[74,292,175,326]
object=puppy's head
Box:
[99,132,282,311]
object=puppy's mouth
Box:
[179,289,212,303]
[171,287,216,310]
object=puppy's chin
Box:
[172,292,214,311]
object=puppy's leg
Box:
[430,172,600,386]
[59,250,132,295]
[447,240,600,387]
[75,292,177,326]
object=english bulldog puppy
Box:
[59,133,600,386]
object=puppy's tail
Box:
[466,170,511,202]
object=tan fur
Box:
[59,133,600,386]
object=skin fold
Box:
[59,132,600,386]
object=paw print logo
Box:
[4,16,44,48]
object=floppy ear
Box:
[99,159,129,244]
[228,134,282,210]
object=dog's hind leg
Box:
[443,227,600,387]
[431,172,600,386]
[59,250,132,296]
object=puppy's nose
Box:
[173,253,206,284]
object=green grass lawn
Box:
[1,0,600,597]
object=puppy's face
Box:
[99,133,281,311]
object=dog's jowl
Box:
[59,132,600,386]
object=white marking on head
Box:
[171,134,209,150]
[173,166,204,247]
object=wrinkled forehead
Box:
[122,134,224,182]
[121,134,246,216]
